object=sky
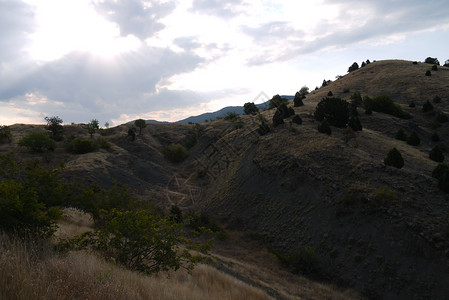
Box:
[1,0,448,126]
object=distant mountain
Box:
[176,96,293,124]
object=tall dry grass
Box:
[0,233,273,300]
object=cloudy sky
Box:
[1,0,448,125]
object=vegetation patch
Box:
[163,143,188,163]
[18,132,56,152]
[363,95,411,119]
[0,125,12,143]
[315,97,350,127]
[384,148,404,169]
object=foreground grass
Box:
[0,232,273,300]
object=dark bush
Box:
[430,145,445,162]
[0,125,12,143]
[65,137,97,154]
[293,92,304,107]
[431,132,440,142]
[318,119,332,135]
[128,128,136,141]
[425,70,431,76]
[432,65,438,71]
[268,94,289,109]
[407,131,420,146]
[134,119,147,135]
[350,92,362,107]
[413,61,418,65]
[433,96,442,103]
[365,108,372,115]
[395,129,407,141]
[384,148,404,169]
[436,112,448,123]
[348,62,359,72]
[432,163,449,179]
[409,101,416,108]
[272,109,284,126]
[327,91,333,97]
[314,97,350,127]
[348,116,362,131]
[169,205,183,223]
[423,100,434,112]
[244,102,259,115]
[292,114,302,125]
[363,95,411,119]
[425,57,439,65]
[18,132,56,152]
[163,143,188,163]
[281,246,321,277]
[224,112,238,120]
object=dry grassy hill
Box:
[1,59,449,299]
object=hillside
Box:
[1,59,449,299]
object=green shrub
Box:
[163,143,188,163]
[70,209,210,274]
[432,164,449,192]
[363,95,411,119]
[433,96,442,103]
[348,116,362,131]
[384,148,404,168]
[18,132,56,152]
[86,119,99,138]
[409,101,416,108]
[342,127,356,143]
[243,102,259,115]
[431,132,440,142]
[430,145,445,162]
[432,64,438,71]
[0,125,12,143]
[65,137,97,154]
[224,112,238,120]
[350,92,362,107]
[292,114,302,125]
[272,109,284,126]
[127,128,136,141]
[318,119,332,135]
[407,131,420,146]
[96,137,111,149]
[423,100,434,112]
[277,246,321,277]
[169,205,183,223]
[425,70,431,76]
[395,129,407,141]
[327,91,333,97]
[425,57,439,65]
[314,97,350,127]
[371,186,398,205]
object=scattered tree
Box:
[432,164,449,193]
[127,128,136,141]
[268,95,289,109]
[444,59,449,67]
[431,132,440,142]
[384,148,404,169]
[433,96,442,103]
[134,119,147,135]
[361,61,366,68]
[327,91,333,97]
[425,70,432,76]
[424,57,439,65]
[348,62,359,72]
[409,101,416,108]
[299,86,309,97]
[429,145,445,162]
[348,116,362,131]
[350,92,363,107]
[294,92,304,107]
[363,95,411,119]
[432,64,438,71]
[243,102,259,115]
[86,119,99,138]
[45,116,64,141]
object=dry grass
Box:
[0,232,273,300]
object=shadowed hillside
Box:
[1,59,449,299]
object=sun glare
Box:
[26,0,139,60]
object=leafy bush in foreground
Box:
[18,132,56,152]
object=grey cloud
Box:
[92,0,176,39]
[190,0,246,19]
[1,46,205,122]
[174,36,202,52]
[242,21,305,45]
[245,1,449,66]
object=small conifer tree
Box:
[429,145,445,162]
[407,131,420,146]
[423,100,434,112]
[318,119,331,135]
[384,148,404,169]
[395,129,407,141]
